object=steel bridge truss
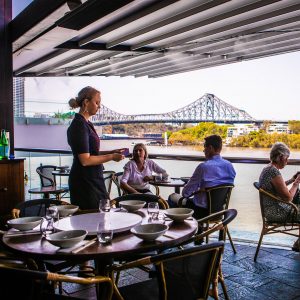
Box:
[91,94,254,125]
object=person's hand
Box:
[143,175,153,182]
[11,208,20,219]
[293,171,300,180]
[294,174,300,185]
[112,153,124,162]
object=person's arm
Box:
[182,164,203,197]
[120,181,141,194]
[272,174,300,201]
[78,152,124,167]
[151,161,168,177]
[120,163,141,194]
[99,148,127,155]
[285,171,300,186]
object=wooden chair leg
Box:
[254,229,264,262]
[226,229,236,254]
[218,266,229,300]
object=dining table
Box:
[149,178,186,194]
[3,208,198,299]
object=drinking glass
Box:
[40,206,59,236]
[147,202,159,220]
[97,214,113,244]
[99,199,111,212]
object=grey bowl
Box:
[119,200,146,212]
[131,223,168,241]
[164,208,194,222]
[55,205,79,218]
[46,230,87,248]
[7,216,43,231]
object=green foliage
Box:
[288,120,300,134]
[53,111,75,119]
[169,122,229,145]
[229,132,300,149]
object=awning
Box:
[12,0,300,78]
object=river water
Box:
[20,140,300,247]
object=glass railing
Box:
[15,148,300,248]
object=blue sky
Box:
[14,1,300,121]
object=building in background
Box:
[13,77,25,117]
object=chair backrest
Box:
[183,209,237,245]
[36,165,57,187]
[112,193,169,209]
[112,171,124,197]
[103,171,116,199]
[0,264,113,300]
[253,182,297,224]
[153,241,224,300]
[206,185,234,215]
[16,199,64,218]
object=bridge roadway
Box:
[92,119,288,125]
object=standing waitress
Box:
[68,86,124,210]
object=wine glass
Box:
[147,202,159,221]
[99,199,111,212]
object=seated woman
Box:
[259,142,300,251]
[120,143,168,194]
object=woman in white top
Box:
[121,143,168,194]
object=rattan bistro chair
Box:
[179,184,236,253]
[0,264,113,300]
[111,242,224,300]
[181,209,237,300]
[204,185,236,253]
[103,170,116,199]
[253,182,300,261]
[35,165,69,200]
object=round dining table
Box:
[149,178,186,194]
[3,209,197,261]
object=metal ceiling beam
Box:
[130,38,300,78]
[57,41,154,53]
[14,49,68,76]
[79,0,179,46]
[95,30,300,77]
[148,45,300,78]
[155,2,300,50]
[131,0,283,50]
[106,0,230,49]
[10,0,70,42]
[56,0,133,30]
[35,50,96,76]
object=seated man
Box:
[168,134,236,219]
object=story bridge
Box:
[91,93,254,125]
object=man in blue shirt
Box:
[168,134,236,219]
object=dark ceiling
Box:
[11,0,300,78]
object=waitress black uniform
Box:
[67,113,107,209]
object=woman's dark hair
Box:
[204,134,222,151]
[69,86,99,109]
[132,143,148,160]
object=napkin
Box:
[57,238,97,254]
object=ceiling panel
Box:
[11,0,300,78]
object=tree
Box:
[288,120,300,134]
